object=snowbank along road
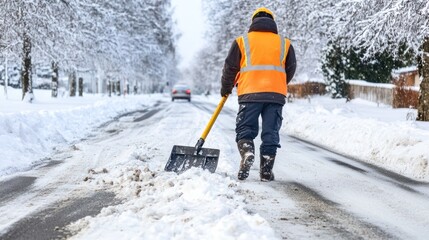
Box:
[1,96,429,239]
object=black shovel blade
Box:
[165,145,219,173]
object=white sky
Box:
[171,0,206,70]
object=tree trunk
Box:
[116,81,121,96]
[51,61,59,97]
[417,37,429,121]
[21,31,33,101]
[78,77,83,96]
[69,71,76,97]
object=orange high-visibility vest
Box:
[235,32,291,96]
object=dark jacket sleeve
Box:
[221,40,241,95]
[285,44,297,84]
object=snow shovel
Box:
[165,95,229,173]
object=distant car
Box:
[171,84,191,102]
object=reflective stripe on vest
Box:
[240,34,286,73]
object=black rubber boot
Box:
[237,139,255,180]
[260,154,275,181]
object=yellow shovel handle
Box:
[200,95,228,140]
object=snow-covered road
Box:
[242,134,429,239]
[1,96,429,239]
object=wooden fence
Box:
[349,84,393,106]
[288,82,326,98]
[392,82,420,108]
[289,80,419,109]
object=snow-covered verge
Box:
[0,88,162,177]
[282,97,429,181]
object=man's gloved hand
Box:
[220,87,231,97]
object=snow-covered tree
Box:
[195,0,429,121]
[325,0,429,120]
[64,0,177,94]
[0,0,178,99]
[0,1,57,101]
[321,42,347,98]
[191,0,239,91]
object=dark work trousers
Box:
[235,102,283,155]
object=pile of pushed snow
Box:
[67,147,277,240]
[283,98,429,181]
[0,94,161,177]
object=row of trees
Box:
[190,0,429,121]
[0,0,178,101]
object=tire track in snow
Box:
[0,103,169,237]
[0,177,36,204]
[1,192,117,240]
[238,134,429,239]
